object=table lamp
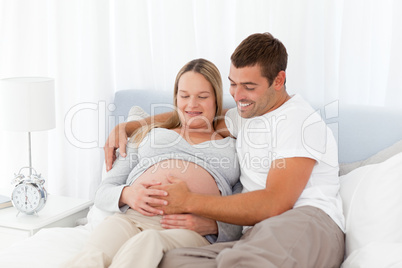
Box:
[0,77,55,213]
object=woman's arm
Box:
[96,145,167,215]
[119,180,167,216]
[160,213,241,243]
[95,146,139,213]
[160,214,218,236]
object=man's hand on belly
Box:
[120,180,168,216]
[153,176,193,215]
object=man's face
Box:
[228,64,276,118]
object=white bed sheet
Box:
[0,207,112,268]
[0,225,91,268]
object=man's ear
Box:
[273,71,286,90]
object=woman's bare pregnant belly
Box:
[131,159,221,196]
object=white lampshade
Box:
[0,77,56,132]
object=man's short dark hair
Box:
[231,32,288,86]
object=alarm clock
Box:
[11,167,47,215]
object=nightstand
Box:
[0,194,93,250]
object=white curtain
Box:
[0,0,114,198]
[0,0,400,199]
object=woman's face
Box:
[176,71,216,130]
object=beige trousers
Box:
[63,209,210,268]
[160,206,345,268]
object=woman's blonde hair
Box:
[130,58,223,145]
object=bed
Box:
[0,89,401,268]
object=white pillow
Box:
[341,242,402,268]
[86,106,150,228]
[127,106,150,122]
[339,140,402,176]
[340,152,402,263]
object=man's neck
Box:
[268,91,291,113]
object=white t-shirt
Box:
[225,94,345,231]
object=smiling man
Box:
[104,33,345,268]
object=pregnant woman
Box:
[64,58,241,268]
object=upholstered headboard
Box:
[111,89,236,117]
[110,89,402,164]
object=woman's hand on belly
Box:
[119,180,167,216]
[160,214,218,236]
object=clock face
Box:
[11,183,44,214]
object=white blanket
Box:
[0,225,91,268]
[0,207,111,268]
